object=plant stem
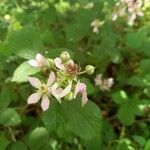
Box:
[8,126,16,142]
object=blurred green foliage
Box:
[0,0,150,149]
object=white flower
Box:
[95,74,114,91]
[28,53,47,68]
[112,0,144,26]
[74,81,88,106]
[27,72,55,111]
[91,19,104,34]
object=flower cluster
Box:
[28,51,95,111]
[95,74,114,91]
[112,0,144,26]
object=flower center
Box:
[65,63,80,77]
[40,84,49,95]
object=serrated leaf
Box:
[12,61,39,83]
[0,108,21,126]
[42,99,68,132]
[7,26,44,59]
[42,99,101,140]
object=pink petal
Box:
[27,92,41,104]
[41,95,50,111]
[82,91,88,106]
[54,57,65,70]
[59,82,72,99]
[36,53,45,64]
[47,72,55,86]
[74,82,86,99]
[74,82,88,105]
[28,77,41,88]
[28,59,39,67]
[74,82,80,99]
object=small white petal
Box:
[41,95,50,111]
[36,53,45,64]
[28,77,41,88]
[47,72,56,86]
[28,59,39,67]
[51,83,61,100]
[59,82,72,99]
[54,57,65,70]
[27,92,41,104]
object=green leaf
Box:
[0,88,11,109]
[6,141,28,150]
[140,59,150,74]
[117,138,134,150]
[0,137,10,150]
[82,136,102,150]
[127,76,147,87]
[81,78,96,95]
[12,61,39,83]
[27,127,49,150]
[126,29,147,49]
[101,119,117,143]
[0,108,21,126]
[133,135,146,147]
[117,99,140,126]
[42,99,102,139]
[144,139,150,150]
[42,99,68,132]
[7,26,44,59]
[111,90,128,104]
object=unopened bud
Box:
[85,65,95,75]
[47,59,54,68]
[65,92,74,101]
[60,51,70,62]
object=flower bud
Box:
[65,92,74,101]
[60,51,70,62]
[85,65,95,75]
[46,59,54,68]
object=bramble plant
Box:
[27,51,95,111]
[0,0,150,149]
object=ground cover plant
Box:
[0,0,150,149]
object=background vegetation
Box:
[0,0,150,149]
